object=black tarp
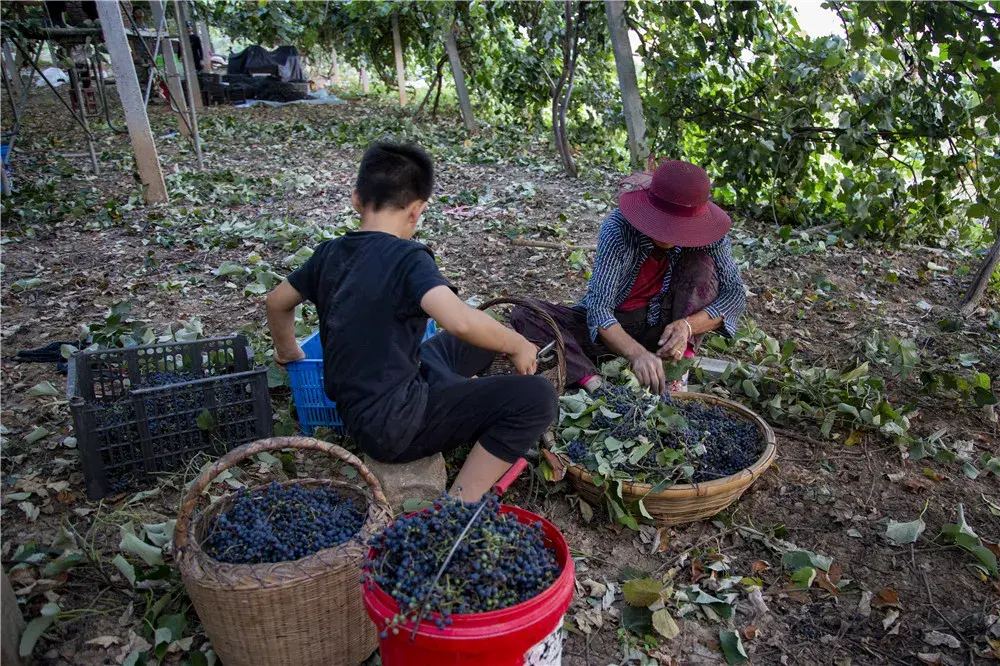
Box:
[227,45,304,82]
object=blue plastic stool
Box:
[287,319,438,435]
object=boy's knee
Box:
[517,374,559,421]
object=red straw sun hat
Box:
[618,160,731,247]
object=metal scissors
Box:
[536,340,557,363]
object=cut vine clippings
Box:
[553,360,765,528]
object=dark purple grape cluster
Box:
[663,397,761,481]
[566,438,589,462]
[364,493,560,636]
[203,481,365,564]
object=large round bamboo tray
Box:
[562,393,776,526]
[478,296,567,395]
[174,437,391,666]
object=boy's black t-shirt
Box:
[287,231,453,457]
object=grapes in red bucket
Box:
[364,492,560,633]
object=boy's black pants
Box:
[374,332,558,465]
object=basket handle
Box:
[477,296,567,396]
[174,436,388,551]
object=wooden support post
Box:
[1,40,21,96]
[197,22,212,71]
[360,57,369,94]
[444,28,475,132]
[174,0,203,167]
[96,0,168,203]
[149,0,190,138]
[605,0,648,169]
[391,12,407,106]
[175,0,203,111]
[2,570,26,666]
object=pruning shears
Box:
[536,340,557,363]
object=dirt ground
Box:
[2,90,998,666]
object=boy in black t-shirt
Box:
[266,142,557,501]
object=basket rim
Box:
[179,477,390,588]
[558,391,777,499]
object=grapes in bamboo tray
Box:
[555,361,764,491]
[364,493,560,636]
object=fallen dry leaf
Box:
[916,653,942,665]
[744,626,759,641]
[923,631,960,649]
[872,587,900,609]
[828,562,843,584]
[85,636,120,649]
[751,560,771,575]
[540,449,566,481]
[904,476,936,492]
[816,570,840,596]
[690,559,705,583]
[882,610,899,630]
[858,590,873,617]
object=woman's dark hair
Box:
[355,142,434,211]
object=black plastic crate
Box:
[68,336,272,499]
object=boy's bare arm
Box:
[420,286,538,375]
[267,280,306,366]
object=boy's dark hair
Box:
[355,142,434,211]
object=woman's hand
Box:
[628,349,666,394]
[657,319,691,362]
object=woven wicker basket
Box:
[477,296,567,394]
[562,393,776,526]
[174,437,391,666]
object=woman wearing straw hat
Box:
[512,160,747,394]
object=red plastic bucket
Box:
[362,505,576,666]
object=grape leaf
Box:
[719,629,749,664]
[623,578,663,607]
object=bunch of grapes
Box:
[203,482,365,564]
[566,438,589,462]
[364,493,560,636]
[663,397,762,481]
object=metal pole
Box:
[173,0,203,168]
[69,64,100,174]
[6,41,44,161]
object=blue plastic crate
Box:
[287,319,437,435]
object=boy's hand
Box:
[508,334,539,376]
[273,346,306,367]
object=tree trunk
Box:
[96,0,168,203]
[359,56,369,93]
[431,73,443,120]
[416,55,447,118]
[444,27,475,132]
[391,12,407,106]
[605,0,648,169]
[554,1,580,178]
[330,46,340,84]
[960,226,1000,316]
